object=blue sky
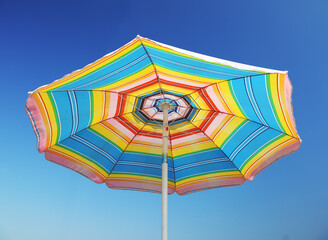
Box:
[1,0,328,239]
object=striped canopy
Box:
[25,36,301,195]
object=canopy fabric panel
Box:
[25,36,301,195]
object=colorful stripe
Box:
[25,36,301,195]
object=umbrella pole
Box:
[162,103,169,240]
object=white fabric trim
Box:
[140,36,287,74]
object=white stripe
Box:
[147,36,287,74]
[117,161,162,170]
[151,54,243,78]
[175,158,229,172]
[240,133,284,170]
[58,143,109,171]
[230,126,268,161]
[71,135,116,164]
[221,120,248,150]
[245,77,268,125]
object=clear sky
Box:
[1,0,327,240]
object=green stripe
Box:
[47,92,61,144]
[220,119,248,148]
[88,127,125,152]
[228,81,247,117]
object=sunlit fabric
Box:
[25,36,301,195]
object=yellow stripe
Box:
[90,124,128,150]
[268,74,289,134]
[189,92,212,110]
[190,110,213,127]
[172,137,210,149]
[93,65,155,91]
[39,92,59,146]
[90,91,104,126]
[278,74,298,137]
[157,69,217,86]
[212,116,245,147]
[176,170,243,187]
[218,81,245,117]
[33,93,52,149]
[241,135,297,177]
[126,143,162,155]
[173,141,216,157]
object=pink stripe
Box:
[171,132,206,146]
[113,74,157,92]
[205,86,226,112]
[176,177,245,195]
[158,74,209,88]
[284,74,299,137]
[108,92,119,118]
[107,118,135,139]
[25,94,48,153]
[45,150,105,184]
[106,180,175,194]
[143,107,157,117]
[204,113,227,137]
[246,139,301,180]
[134,135,162,144]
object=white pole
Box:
[161,103,169,240]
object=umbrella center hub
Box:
[156,99,176,113]
[137,93,193,125]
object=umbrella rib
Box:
[42,111,135,152]
[138,36,166,101]
[46,89,163,127]
[105,112,158,180]
[209,108,297,139]
[174,111,245,180]
[144,102,298,140]
[181,89,300,140]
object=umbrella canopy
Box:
[25,36,301,196]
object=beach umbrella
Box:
[25,36,301,240]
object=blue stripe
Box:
[175,160,238,181]
[60,137,114,172]
[146,45,256,78]
[232,129,283,169]
[222,121,260,157]
[174,148,226,167]
[251,75,283,132]
[52,91,73,141]
[245,77,268,125]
